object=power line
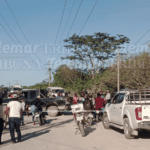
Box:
[0,13,20,44]
[49,0,68,61]
[0,23,16,44]
[54,0,68,44]
[66,0,83,38]
[59,0,76,43]
[0,22,36,63]
[134,28,150,45]
[78,0,98,35]
[5,0,45,66]
[53,0,83,66]
[5,0,30,44]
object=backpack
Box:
[83,98,92,110]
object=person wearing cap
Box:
[100,91,105,99]
[7,95,23,143]
[104,90,111,101]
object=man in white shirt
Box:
[7,95,23,143]
[104,90,111,101]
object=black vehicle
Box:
[23,90,66,117]
[40,89,47,98]
[3,89,67,117]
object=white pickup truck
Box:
[102,89,150,139]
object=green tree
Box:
[62,32,130,79]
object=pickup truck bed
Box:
[103,89,150,139]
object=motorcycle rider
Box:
[82,94,92,111]
[73,94,79,104]
[94,93,106,119]
[100,91,105,99]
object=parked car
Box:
[103,89,150,139]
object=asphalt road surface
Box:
[1,113,150,150]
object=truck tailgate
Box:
[142,105,150,121]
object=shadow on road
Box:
[138,130,150,139]
[2,118,57,135]
[85,126,96,136]
[110,126,124,135]
[1,129,50,147]
[1,118,73,147]
[109,127,150,139]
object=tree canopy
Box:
[62,32,130,78]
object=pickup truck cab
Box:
[46,87,65,97]
[103,89,150,139]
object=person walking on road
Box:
[29,102,37,125]
[7,95,23,143]
[0,98,5,145]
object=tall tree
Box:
[62,32,130,78]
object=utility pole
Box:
[48,67,51,87]
[8,82,11,88]
[45,61,51,87]
[117,49,120,92]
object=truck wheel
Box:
[123,118,134,139]
[102,113,110,129]
[47,106,58,117]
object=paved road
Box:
[1,113,150,150]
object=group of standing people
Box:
[72,90,111,115]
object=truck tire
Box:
[47,106,58,117]
[123,118,135,139]
[102,113,110,129]
[79,122,85,137]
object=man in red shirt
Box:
[95,93,105,110]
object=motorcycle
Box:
[95,108,103,122]
[35,110,46,126]
[71,102,93,137]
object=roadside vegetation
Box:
[28,32,150,96]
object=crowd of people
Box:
[0,88,111,145]
[0,93,43,145]
[72,90,111,119]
